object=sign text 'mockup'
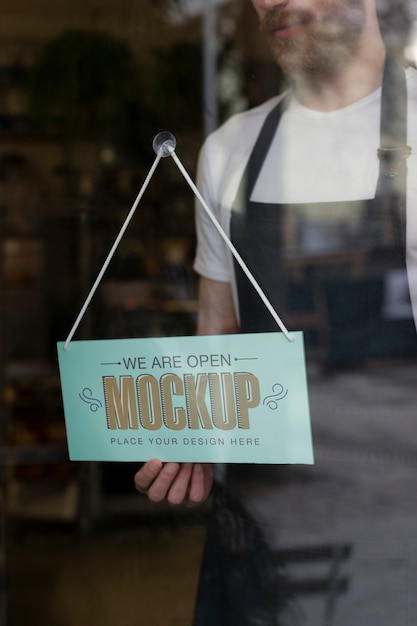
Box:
[103,372,261,431]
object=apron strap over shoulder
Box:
[377,53,411,184]
[234,92,291,208]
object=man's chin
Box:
[268,38,359,83]
[269,48,310,78]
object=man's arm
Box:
[196,276,240,336]
[134,277,239,505]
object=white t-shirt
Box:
[194,67,417,324]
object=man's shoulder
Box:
[205,94,284,151]
[196,94,285,205]
[221,94,283,129]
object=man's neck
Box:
[293,34,386,112]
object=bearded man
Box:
[136,1,417,623]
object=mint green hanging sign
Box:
[57,331,313,464]
[57,135,314,465]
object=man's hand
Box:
[134,278,234,509]
[134,460,213,506]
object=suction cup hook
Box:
[153,131,176,157]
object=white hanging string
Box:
[169,150,294,343]
[64,133,294,350]
[63,152,162,350]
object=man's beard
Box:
[259,0,367,81]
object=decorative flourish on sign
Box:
[79,388,103,412]
[263,384,288,411]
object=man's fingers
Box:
[189,463,213,504]
[134,460,213,506]
[146,462,181,503]
[135,459,182,502]
[166,463,193,505]
[134,458,164,493]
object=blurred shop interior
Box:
[0,0,417,624]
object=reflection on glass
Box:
[192,3,417,625]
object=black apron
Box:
[193,56,417,626]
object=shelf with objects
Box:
[0,8,218,622]
[0,29,205,547]
[0,149,79,520]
